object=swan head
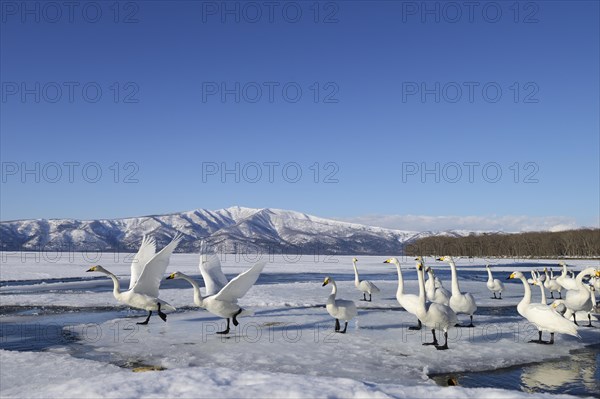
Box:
[352,257,358,263]
[322,276,332,286]
[86,265,109,274]
[436,256,452,262]
[507,271,524,280]
[166,272,184,280]
[383,258,399,265]
[414,256,423,261]
[425,266,432,273]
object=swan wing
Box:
[525,304,579,336]
[128,235,156,290]
[213,261,266,302]
[360,280,380,293]
[132,234,183,297]
[199,241,229,296]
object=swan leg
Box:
[492,292,497,299]
[572,313,579,326]
[340,321,348,334]
[435,331,449,350]
[157,303,167,322]
[466,315,475,328]
[548,333,554,344]
[558,291,562,299]
[137,311,152,325]
[409,319,422,331]
[335,319,340,332]
[232,308,243,327]
[217,318,231,334]
[368,293,372,302]
[586,314,593,328]
[423,329,438,346]
[529,330,544,344]
[498,292,502,300]
[550,292,555,299]
[361,293,367,301]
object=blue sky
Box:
[1,1,598,231]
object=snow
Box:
[1,253,598,398]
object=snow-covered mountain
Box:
[0,207,467,254]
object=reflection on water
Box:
[432,344,600,398]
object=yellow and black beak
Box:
[417,264,423,271]
[383,259,390,264]
[322,277,329,286]
[86,266,97,272]
[595,270,600,278]
[436,257,444,261]
[166,273,176,280]
[507,272,516,280]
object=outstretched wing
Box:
[133,234,183,297]
[213,261,266,302]
[199,240,229,296]
[129,235,156,290]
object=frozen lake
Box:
[1,253,599,398]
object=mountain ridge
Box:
[0,206,469,254]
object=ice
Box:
[1,253,598,398]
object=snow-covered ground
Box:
[1,253,599,398]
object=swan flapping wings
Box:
[199,240,229,296]
[132,234,183,297]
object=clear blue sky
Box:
[1,1,598,231]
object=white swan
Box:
[384,257,421,330]
[508,271,579,344]
[486,264,505,299]
[437,256,477,327]
[425,267,450,306]
[86,234,182,324]
[543,268,562,299]
[555,263,577,292]
[562,268,599,327]
[167,259,266,334]
[351,258,380,302]
[415,260,458,350]
[322,276,357,333]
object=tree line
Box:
[403,229,600,258]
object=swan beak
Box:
[383,259,390,264]
[417,264,423,271]
[425,267,431,272]
[595,270,600,277]
[166,273,176,280]
[322,277,330,286]
[86,266,97,272]
[436,257,444,261]
[507,273,515,280]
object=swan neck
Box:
[352,262,360,285]
[449,261,460,294]
[101,270,121,299]
[486,268,493,280]
[519,276,532,307]
[395,263,404,296]
[416,266,427,312]
[181,275,203,305]
[539,283,547,304]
